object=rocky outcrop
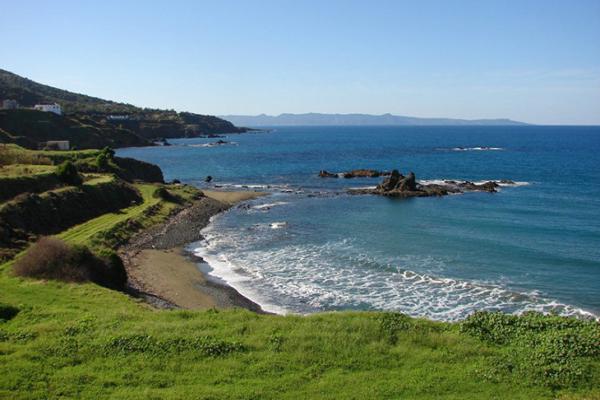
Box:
[349,170,502,198]
[319,170,338,178]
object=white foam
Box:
[270,222,288,229]
[348,186,377,190]
[252,202,289,210]
[193,223,597,321]
[193,238,290,315]
[418,179,530,187]
[187,141,238,148]
[450,146,504,151]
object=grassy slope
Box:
[0,150,598,399]
[1,274,598,399]
[58,184,160,246]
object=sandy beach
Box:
[121,190,266,312]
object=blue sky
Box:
[1,0,599,124]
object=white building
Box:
[34,103,62,115]
[41,140,70,150]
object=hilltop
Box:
[0,69,247,149]
[221,112,528,127]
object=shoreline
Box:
[121,190,268,312]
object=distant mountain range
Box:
[220,113,528,127]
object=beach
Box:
[121,189,266,312]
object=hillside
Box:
[0,145,598,399]
[0,69,247,148]
[221,112,528,127]
[0,109,150,149]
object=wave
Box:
[189,142,238,148]
[193,224,595,321]
[418,179,530,187]
[449,146,505,151]
[252,201,289,210]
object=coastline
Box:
[121,190,267,312]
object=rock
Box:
[348,169,381,178]
[377,169,403,191]
[458,180,498,192]
[348,170,511,198]
[172,179,181,184]
[480,181,499,192]
[319,170,338,178]
[397,172,417,191]
[205,176,213,183]
[499,179,515,184]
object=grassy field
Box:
[0,164,55,177]
[58,184,161,246]
[0,146,598,399]
[1,268,599,399]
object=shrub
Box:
[378,312,411,344]
[461,311,600,388]
[13,237,127,290]
[96,147,115,170]
[153,186,182,203]
[0,303,19,321]
[56,160,82,186]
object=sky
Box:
[1,0,599,124]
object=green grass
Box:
[0,164,55,177]
[0,269,598,399]
[58,184,161,247]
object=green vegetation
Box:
[13,237,126,291]
[0,269,598,400]
[0,109,150,149]
[56,161,82,186]
[0,145,167,262]
[0,68,246,150]
[0,145,598,399]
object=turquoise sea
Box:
[117,126,600,320]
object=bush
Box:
[13,237,127,290]
[461,311,600,388]
[0,303,19,321]
[96,147,115,170]
[56,160,82,186]
[153,187,182,203]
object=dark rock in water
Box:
[349,171,508,198]
[347,169,382,178]
[480,181,499,192]
[319,170,338,178]
[172,179,181,184]
[458,181,498,192]
[377,169,403,191]
[398,172,417,191]
[499,179,515,184]
[205,175,213,183]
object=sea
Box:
[116,125,600,321]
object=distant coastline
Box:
[220,112,528,127]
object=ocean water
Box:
[117,126,600,320]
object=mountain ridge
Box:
[221,112,528,127]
